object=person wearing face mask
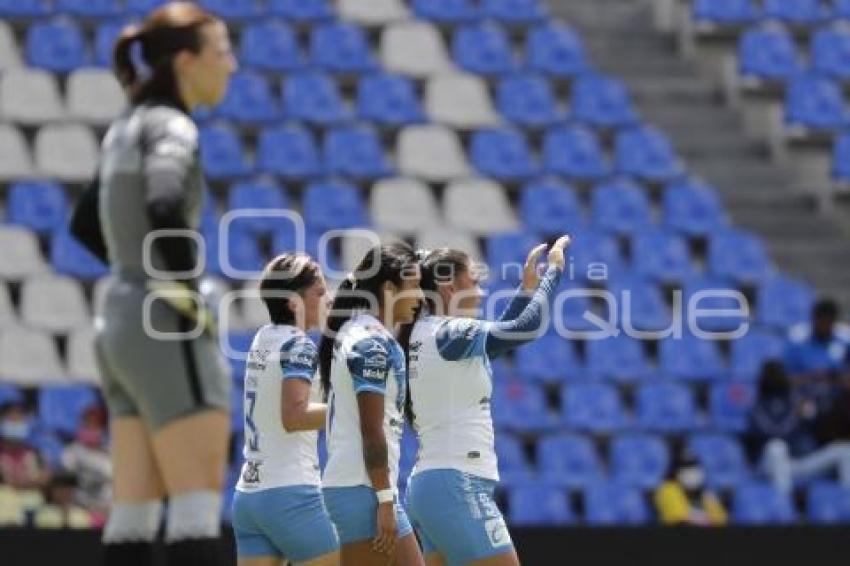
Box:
[0,401,49,493]
[61,403,112,526]
[654,447,727,526]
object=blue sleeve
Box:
[435,318,491,361]
[346,335,392,396]
[280,335,318,383]
[485,266,563,359]
[497,285,532,323]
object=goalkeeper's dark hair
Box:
[258,253,321,326]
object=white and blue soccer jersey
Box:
[236,324,322,493]
[408,316,499,481]
[322,313,407,490]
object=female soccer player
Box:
[69,3,236,565]
[405,236,570,566]
[318,242,425,566]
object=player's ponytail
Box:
[113,24,142,94]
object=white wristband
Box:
[375,488,395,504]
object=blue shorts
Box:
[323,485,414,545]
[407,469,514,565]
[231,485,339,561]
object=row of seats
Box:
[693,0,850,26]
[0,123,98,182]
[0,325,97,385]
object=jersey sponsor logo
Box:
[361,367,386,382]
[364,353,387,368]
[242,460,262,485]
[484,517,511,548]
[364,340,388,356]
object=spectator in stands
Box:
[654,446,727,526]
[0,399,49,492]
[33,471,94,529]
[61,403,112,526]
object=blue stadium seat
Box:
[738,23,803,83]
[268,0,334,22]
[557,291,601,334]
[584,482,651,525]
[757,275,815,330]
[509,485,574,526]
[684,277,750,333]
[200,194,218,239]
[763,0,827,25]
[631,231,695,284]
[659,333,725,381]
[311,22,378,74]
[495,434,534,486]
[526,22,588,78]
[785,75,849,130]
[0,0,49,18]
[497,74,561,127]
[486,231,538,276]
[199,0,263,20]
[30,431,65,469]
[215,71,280,124]
[662,178,726,237]
[607,277,672,333]
[692,0,759,25]
[807,482,850,524]
[591,179,653,237]
[126,0,168,15]
[733,483,796,525]
[220,227,264,275]
[239,22,305,72]
[708,229,772,284]
[56,0,122,18]
[7,181,68,234]
[95,20,127,68]
[470,128,538,181]
[730,329,784,381]
[492,381,557,432]
[614,126,683,182]
[537,434,603,489]
[199,124,252,180]
[609,434,669,489]
[571,74,638,128]
[26,17,87,72]
[585,335,653,382]
[833,132,850,181]
[52,228,109,279]
[709,382,756,433]
[541,125,610,181]
[635,382,699,433]
[412,0,479,24]
[562,382,627,433]
[453,22,517,75]
[835,0,850,19]
[256,124,320,180]
[0,385,23,408]
[38,386,98,436]
[518,180,584,237]
[226,182,289,236]
[323,125,393,180]
[303,181,368,232]
[688,433,750,489]
[514,333,583,383]
[357,74,424,126]
[482,0,547,24]
[811,25,850,80]
[570,231,627,283]
[283,72,351,125]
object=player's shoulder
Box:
[139,103,198,144]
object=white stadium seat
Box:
[0,68,65,125]
[444,178,518,235]
[425,73,499,129]
[381,21,453,78]
[0,124,33,181]
[416,227,483,261]
[20,274,90,333]
[66,325,100,384]
[339,0,408,26]
[0,21,22,72]
[34,123,99,182]
[239,281,270,331]
[0,282,16,328]
[67,68,127,126]
[370,177,442,234]
[397,124,469,181]
[0,226,48,280]
[0,324,65,385]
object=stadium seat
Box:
[757,275,815,330]
[609,434,670,489]
[591,179,653,237]
[585,334,653,382]
[495,434,534,486]
[0,384,23,407]
[94,20,128,67]
[635,382,699,433]
[50,227,108,279]
[0,68,65,125]
[126,0,168,15]
[496,74,561,127]
[370,177,442,234]
[357,73,424,126]
[239,22,304,72]
[807,482,850,524]
[0,325,64,385]
[562,382,627,433]
[541,125,610,181]
[492,381,557,433]
[514,333,582,383]
[0,226,48,280]
[283,71,351,125]
[444,179,518,235]
[256,124,320,180]
[607,277,672,333]
[662,178,726,238]
[380,21,453,78]
[509,485,574,526]
[66,326,99,384]
[339,0,408,26]
[453,22,517,76]
[556,291,600,334]
[571,74,638,129]
[226,182,290,236]
[570,231,627,284]
[323,124,394,179]
[25,17,87,72]
[659,333,725,381]
[470,128,538,181]
[486,231,538,273]
[683,277,750,334]
[730,329,784,381]
[34,124,99,182]
[709,382,756,433]
[268,0,334,21]
[835,0,850,19]
[482,0,547,24]
[738,23,803,83]
[810,24,850,81]
[20,275,89,333]
[198,123,251,179]
[215,71,280,124]
[303,181,368,232]
[833,132,850,182]
[0,21,22,71]
[38,386,98,436]
[785,75,849,130]
[762,0,827,25]
[614,126,683,182]
[425,73,499,128]
[198,0,263,20]
[310,22,378,74]
[733,483,796,525]
[66,68,126,126]
[692,0,759,25]
[708,229,772,284]
[537,434,603,489]
[7,181,68,234]
[0,125,33,181]
[238,280,269,330]
[584,482,651,525]
[518,179,584,237]
[0,0,50,18]
[412,0,479,24]
[526,22,588,77]
[688,433,750,489]
[417,228,482,260]
[217,226,265,276]
[631,231,695,284]
[0,283,14,328]
[54,0,122,18]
